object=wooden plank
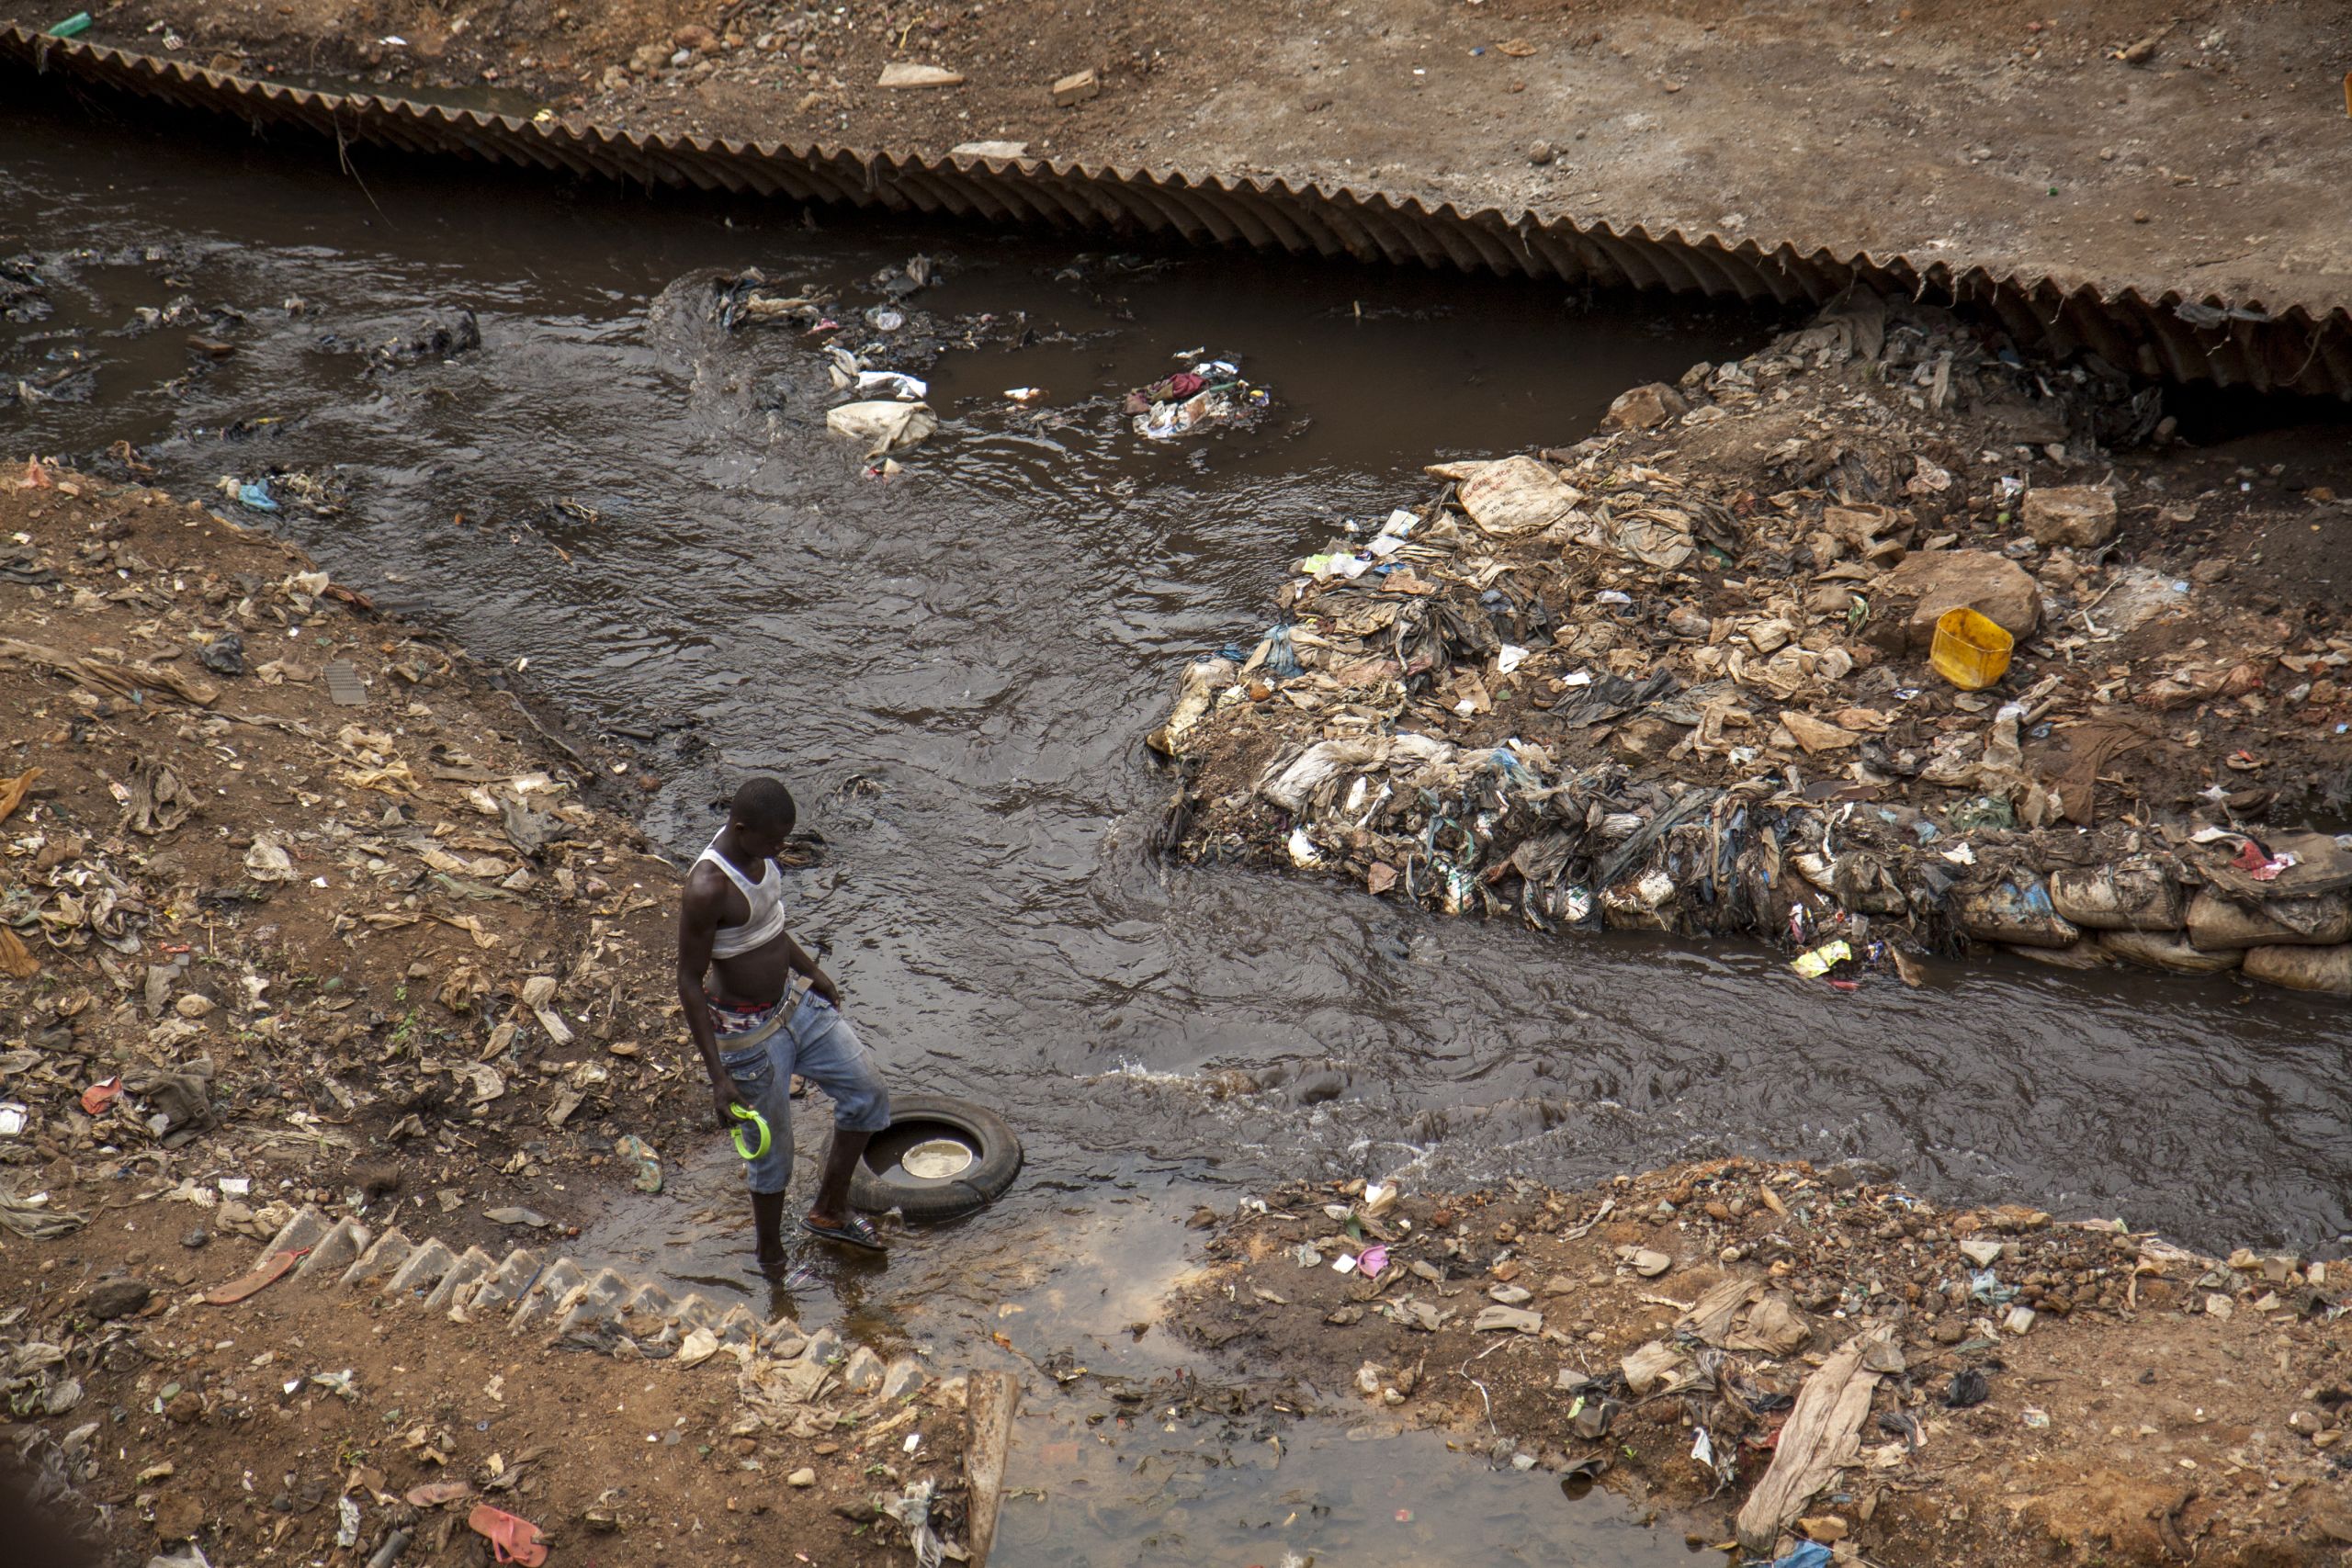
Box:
[963,1371,1018,1567]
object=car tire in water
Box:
[847,1093,1023,1222]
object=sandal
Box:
[468,1504,548,1567]
[801,1213,888,1254]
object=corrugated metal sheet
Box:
[9,26,2348,398]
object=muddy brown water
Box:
[7,90,2352,1560]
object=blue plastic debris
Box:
[236,479,279,512]
[1262,624,1306,680]
[1748,1543,1831,1568]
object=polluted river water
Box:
[6,91,2351,1563]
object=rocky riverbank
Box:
[1170,1161,2352,1566]
[1151,293,2352,997]
[0,464,985,1565]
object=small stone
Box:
[181,1227,209,1250]
[1474,1304,1543,1334]
[2290,1410,2324,1437]
[786,1467,817,1488]
[174,993,216,1019]
[165,1390,204,1423]
[1050,68,1100,107]
[85,1277,152,1320]
[1528,140,1555,165]
[153,1492,205,1541]
[840,1346,886,1395]
[880,1356,926,1401]
[1600,383,1688,433]
[1186,1207,1219,1230]
[1632,1248,1672,1279]
[2019,486,2119,549]
[672,23,718,51]
[1959,1237,2004,1268]
[878,62,965,88]
[1488,1284,1532,1306]
[1800,1514,1850,1543]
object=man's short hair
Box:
[731,776,797,834]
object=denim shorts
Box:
[718,994,891,1196]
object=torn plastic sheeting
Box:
[1542,667,1680,728]
[853,369,927,400]
[1790,939,1852,978]
[825,400,938,457]
[1592,785,1718,894]
[1748,1545,1832,1568]
[1432,454,1585,537]
[1258,733,1452,816]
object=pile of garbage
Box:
[1153,294,2352,998]
[1174,1160,2352,1567]
[1124,351,1273,442]
[710,254,994,462]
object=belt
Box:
[715,983,805,1054]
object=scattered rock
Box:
[1868,549,2043,653]
[1473,1304,1543,1334]
[1600,382,1689,432]
[877,62,965,88]
[2020,485,2118,548]
[1051,68,1100,106]
[786,1467,818,1488]
[153,1491,204,1541]
[85,1277,152,1320]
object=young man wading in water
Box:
[678,777,891,1267]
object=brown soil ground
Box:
[26,1,2352,315]
[0,467,966,1565]
[1171,1161,2352,1568]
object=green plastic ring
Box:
[729,1103,771,1161]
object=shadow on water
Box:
[6,95,2352,1548]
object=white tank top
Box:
[697,835,787,960]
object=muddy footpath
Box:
[0,467,989,1566]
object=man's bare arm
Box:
[774,925,840,1007]
[676,872,747,1126]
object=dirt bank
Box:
[35,0,2352,319]
[1171,1161,2352,1567]
[1148,292,2352,996]
[0,464,975,1565]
